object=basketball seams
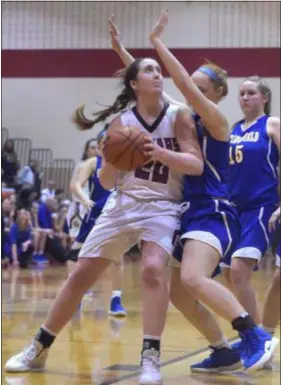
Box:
[103,126,148,170]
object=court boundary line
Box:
[100,337,238,385]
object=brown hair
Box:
[242,76,272,115]
[199,61,228,99]
[73,58,145,131]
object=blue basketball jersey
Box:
[88,156,111,211]
[183,114,230,201]
[174,115,240,265]
[76,156,111,244]
[228,115,279,210]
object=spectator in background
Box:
[2,214,9,268]
[16,185,36,211]
[6,209,34,268]
[38,198,67,264]
[30,201,46,258]
[2,197,15,229]
[18,159,42,200]
[40,180,56,203]
[54,188,65,205]
[53,203,71,250]
[1,139,19,187]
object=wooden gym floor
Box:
[2,256,280,385]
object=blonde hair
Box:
[198,61,228,99]
[242,76,272,115]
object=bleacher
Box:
[2,127,75,198]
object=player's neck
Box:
[244,111,265,125]
[136,95,164,118]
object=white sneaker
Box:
[262,354,274,370]
[5,339,49,372]
[139,349,162,385]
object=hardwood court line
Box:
[100,337,238,385]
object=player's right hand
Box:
[108,15,123,53]
[268,206,281,233]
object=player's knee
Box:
[180,272,202,297]
[141,262,162,287]
[230,259,253,286]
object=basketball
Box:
[103,125,150,171]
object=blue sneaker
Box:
[109,296,127,317]
[190,347,242,373]
[230,340,244,354]
[239,326,279,372]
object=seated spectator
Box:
[18,159,42,200]
[2,215,9,269]
[30,201,46,258]
[16,185,36,211]
[40,180,56,202]
[53,203,71,250]
[38,198,67,264]
[2,197,15,230]
[1,139,19,187]
[55,188,65,205]
[5,209,34,268]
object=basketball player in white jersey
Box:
[5,57,204,385]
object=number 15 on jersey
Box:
[229,145,244,165]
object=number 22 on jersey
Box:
[229,145,244,165]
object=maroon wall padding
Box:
[2,48,280,78]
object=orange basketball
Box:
[103,125,150,171]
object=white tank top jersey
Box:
[117,103,184,202]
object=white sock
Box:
[112,290,122,299]
[41,324,57,337]
[210,336,230,349]
[143,335,160,341]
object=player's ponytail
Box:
[73,58,144,131]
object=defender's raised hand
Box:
[150,8,168,45]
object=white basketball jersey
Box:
[117,104,183,201]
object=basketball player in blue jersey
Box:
[69,128,127,317]
[67,138,97,241]
[221,77,280,340]
[108,11,278,375]
[261,205,280,369]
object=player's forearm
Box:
[70,182,89,205]
[156,148,203,175]
[99,161,118,190]
[152,38,195,99]
[116,46,135,67]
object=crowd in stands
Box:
[2,139,72,269]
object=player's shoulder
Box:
[267,116,280,127]
[266,115,280,137]
[78,157,97,175]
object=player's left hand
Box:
[150,8,168,45]
[268,206,281,232]
[143,136,162,162]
